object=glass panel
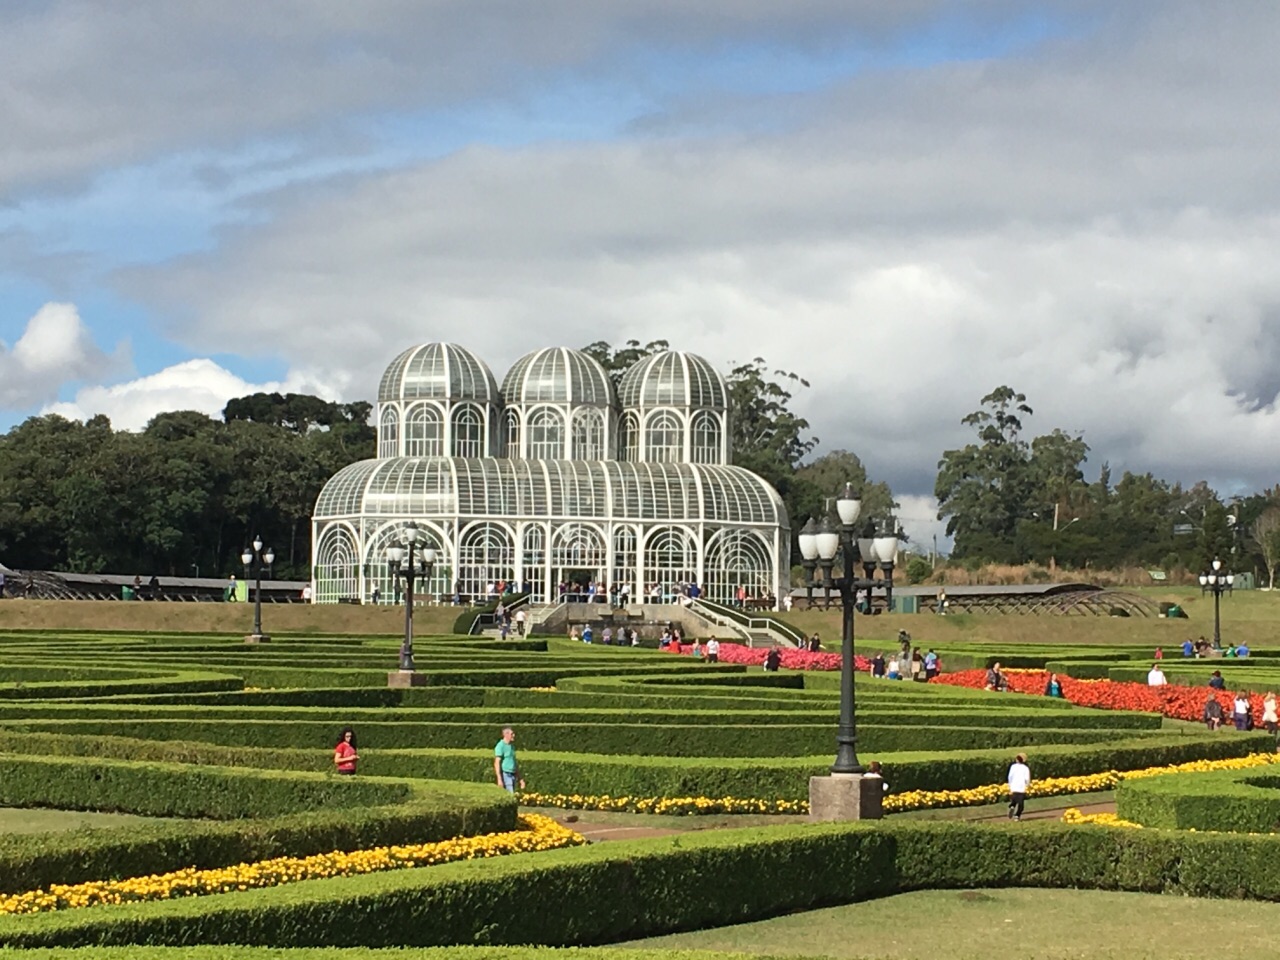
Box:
[645,410,684,463]
[457,522,516,604]
[572,407,605,461]
[704,528,774,606]
[378,407,399,459]
[643,526,697,602]
[452,404,484,458]
[528,407,565,459]
[691,410,721,464]
[404,404,443,457]
[315,525,359,602]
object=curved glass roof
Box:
[618,350,728,410]
[378,343,499,404]
[501,347,615,406]
[316,457,786,527]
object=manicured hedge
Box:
[0,716,1141,758]
[0,757,512,893]
[1117,768,1280,833]
[0,671,243,700]
[3,819,1280,948]
[3,729,1264,801]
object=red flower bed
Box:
[932,669,1270,724]
[664,642,869,672]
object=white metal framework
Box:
[313,343,788,606]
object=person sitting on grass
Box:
[871,652,886,678]
[887,655,901,681]
[1236,642,1250,658]
[764,646,781,672]
[1203,695,1224,731]
[1208,670,1226,690]
[1182,638,1195,658]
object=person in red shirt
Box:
[334,727,359,775]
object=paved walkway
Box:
[549,799,1117,842]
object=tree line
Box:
[1,346,1270,586]
[935,386,1280,584]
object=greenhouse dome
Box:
[313,342,789,607]
[617,350,731,465]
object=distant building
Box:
[311,343,788,606]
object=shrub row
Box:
[0,701,1161,731]
[4,729,1265,801]
[1,717,1139,758]
[0,672,243,701]
[0,764,511,894]
[1117,768,1280,833]
[0,755,413,819]
[3,818,1280,948]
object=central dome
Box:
[501,347,615,406]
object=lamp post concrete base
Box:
[243,633,271,644]
[387,671,429,688]
[808,773,884,822]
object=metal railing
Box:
[689,598,807,647]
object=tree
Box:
[1251,508,1280,589]
[934,386,1037,560]
[581,340,669,386]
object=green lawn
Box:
[0,806,178,834]
[620,888,1280,959]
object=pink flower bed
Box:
[664,642,868,672]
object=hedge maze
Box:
[0,628,1278,954]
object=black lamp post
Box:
[797,484,900,775]
[386,521,437,673]
[241,537,275,643]
[1198,557,1234,649]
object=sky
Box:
[2,1,1279,550]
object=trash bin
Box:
[122,586,135,601]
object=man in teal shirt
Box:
[494,726,525,793]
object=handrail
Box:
[690,598,806,647]
[465,593,531,635]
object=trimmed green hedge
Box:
[0,671,243,700]
[2,730,1266,801]
[1117,767,1280,833]
[3,819,1280,948]
[0,756,512,892]
[0,716,1141,758]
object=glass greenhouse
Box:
[312,342,789,606]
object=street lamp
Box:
[1198,557,1234,648]
[241,537,275,643]
[798,483,899,820]
[386,521,437,685]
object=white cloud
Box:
[99,3,1280,501]
[42,359,340,431]
[0,303,122,407]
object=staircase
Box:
[689,599,806,649]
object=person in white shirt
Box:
[515,608,526,636]
[706,638,720,663]
[1007,754,1031,821]
[1147,664,1167,687]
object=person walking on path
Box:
[1007,754,1031,821]
[515,608,526,636]
[334,727,359,775]
[494,726,524,793]
[1203,695,1224,731]
[1233,693,1253,731]
[1262,692,1278,736]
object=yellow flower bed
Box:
[1061,808,1143,829]
[0,814,583,917]
[522,754,1280,817]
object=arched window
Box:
[315,525,359,603]
[502,409,522,458]
[645,410,684,463]
[704,529,774,606]
[452,405,484,458]
[378,407,399,458]
[404,404,443,457]
[457,522,515,603]
[528,407,564,460]
[572,408,605,461]
[620,412,640,462]
[643,526,697,600]
[691,411,722,464]
[521,524,547,602]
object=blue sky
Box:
[3,1,1278,546]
